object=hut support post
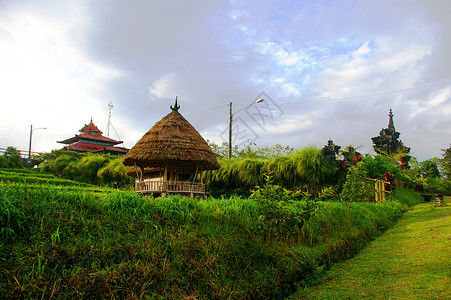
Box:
[164,163,168,195]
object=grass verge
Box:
[0,179,418,298]
[292,198,451,299]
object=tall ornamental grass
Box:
[205,146,337,196]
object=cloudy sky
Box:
[1,0,450,161]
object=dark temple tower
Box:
[371,108,410,167]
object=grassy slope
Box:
[0,168,110,193]
[294,198,451,299]
[0,184,409,299]
[0,169,423,298]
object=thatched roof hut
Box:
[123,99,219,196]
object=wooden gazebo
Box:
[122,99,220,197]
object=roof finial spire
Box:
[170,96,180,112]
[388,107,394,129]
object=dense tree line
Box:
[205,142,451,198]
[1,143,450,197]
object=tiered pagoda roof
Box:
[58,119,128,155]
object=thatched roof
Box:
[123,105,220,170]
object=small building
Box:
[122,99,220,197]
[372,108,410,167]
[58,119,128,155]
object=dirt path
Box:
[294,200,451,299]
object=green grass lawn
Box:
[293,198,451,299]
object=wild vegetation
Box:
[1,142,449,298]
[205,142,451,198]
[0,147,23,169]
[1,171,413,299]
[38,149,133,188]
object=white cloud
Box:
[149,73,179,99]
[263,114,313,134]
[257,41,310,68]
[1,0,450,162]
[407,87,451,118]
[352,41,371,58]
[0,5,122,151]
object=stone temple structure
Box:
[371,108,410,167]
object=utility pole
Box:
[228,102,232,159]
[28,125,46,159]
[228,98,264,159]
[106,101,113,137]
[29,125,33,159]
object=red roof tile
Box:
[64,142,128,154]
[58,120,122,145]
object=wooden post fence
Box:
[366,178,391,204]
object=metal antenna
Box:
[106,101,113,136]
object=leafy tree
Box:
[440,145,451,179]
[252,144,296,159]
[364,154,401,179]
[340,161,373,202]
[0,156,8,168]
[207,141,295,159]
[419,159,440,178]
[2,146,23,168]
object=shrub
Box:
[267,155,298,188]
[293,146,337,185]
[2,147,23,169]
[76,154,110,184]
[40,150,132,188]
[420,177,451,195]
[340,162,373,202]
[98,157,133,188]
[0,156,8,168]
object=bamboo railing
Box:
[135,180,205,195]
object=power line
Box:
[280,81,451,105]
[117,104,228,130]
[116,81,451,129]
[185,104,228,117]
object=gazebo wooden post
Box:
[199,169,204,183]
[200,169,204,194]
[164,162,168,194]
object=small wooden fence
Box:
[135,180,205,196]
[366,178,392,204]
